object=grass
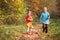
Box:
[0,18,60,40]
[45,18,60,40]
[0,24,26,40]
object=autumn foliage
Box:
[0,0,60,25]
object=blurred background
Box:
[0,0,60,40]
[0,0,60,25]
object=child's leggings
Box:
[42,23,48,33]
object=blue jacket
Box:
[40,12,50,24]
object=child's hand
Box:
[30,19,33,21]
[46,18,48,20]
[27,18,33,21]
[27,17,31,20]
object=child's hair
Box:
[44,6,47,8]
[42,6,47,9]
[43,6,48,12]
[43,7,48,9]
[27,9,32,14]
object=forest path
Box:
[17,24,50,40]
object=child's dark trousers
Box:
[42,23,48,33]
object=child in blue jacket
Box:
[40,7,50,33]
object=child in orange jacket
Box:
[25,10,33,34]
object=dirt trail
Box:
[17,24,50,40]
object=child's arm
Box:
[48,14,50,19]
[30,17,33,21]
[40,13,43,21]
[46,13,50,20]
[28,17,33,21]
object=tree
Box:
[0,0,27,25]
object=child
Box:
[25,10,33,34]
[40,7,50,33]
